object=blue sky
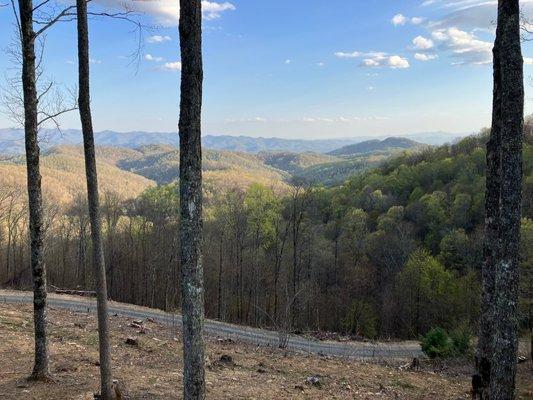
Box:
[1,0,533,139]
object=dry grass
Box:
[0,303,531,400]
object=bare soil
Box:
[0,303,531,399]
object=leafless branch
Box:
[1,34,78,134]
[520,11,533,41]
[34,4,77,36]
[8,0,21,38]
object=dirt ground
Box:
[0,303,531,400]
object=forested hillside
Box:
[0,146,154,204]
[328,137,424,156]
[1,131,531,339]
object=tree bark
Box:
[490,1,523,399]
[18,0,49,380]
[76,0,115,398]
[179,1,205,399]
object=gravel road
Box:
[0,290,422,360]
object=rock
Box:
[294,385,305,391]
[305,376,322,388]
[125,337,139,346]
[219,354,235,366]
[257,367,266,374]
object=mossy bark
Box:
[18,0,49,380]
[475,1,524,399]
[76,0,115,398]
[179,1,205,399]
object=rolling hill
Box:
[0,135,430,203]
[0,128,464,154]
[0,146,155,205]
[327,137,424,157]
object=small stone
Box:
[305,376,322,388]
[125,337,139,346]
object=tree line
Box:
[1,132,531,341]
[1,0,528,398]
[5,0,204,398]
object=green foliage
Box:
[245,184,280,249]
[395,249,456,336]
[449,325,473,356]
[136,184,179,223]
[421,326,472,359]
[341,300,378,339]
[439,229,473,273]
[421,328,454,358]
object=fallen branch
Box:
[50,285,96,297]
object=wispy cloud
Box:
[107,1,236,27]
[431,27,492,65]
[161,61,182,71]
[392,13,425,26]
[147,35,171,44]
[335,51,410,69]
[225,116,390,124]
[145,54,163,62]
[415,53,439,61]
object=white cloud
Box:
[162,61,182,71]
[415,53,439,61]
[431,27,492,65]
[413,35,434,50]
[423,0,533,32]
[225,117,268,123]
[285,59,291,64]
[334,51,361,58]
[392,13,425,26]
[392,13,407,26]
[202,1,236,20]
[317,62,325,67]
[225,116,390,124]
[417,1,533,65]
[145,54,163,62]
[89,58,102,64]
[109,1,235,27]
[147,35,171,43]
[336,51,410,69]
[524,57,533,65]
[387,55,410,68]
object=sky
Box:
[1,0,533,139]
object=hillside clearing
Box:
[0,304,531,399]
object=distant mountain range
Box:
[328,137,424,157]
[0,128,468,155]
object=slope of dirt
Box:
[0,304,531,400]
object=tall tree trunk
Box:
[18,0,49,380]
[490,1,523,399]
[179,1,205,399]
[218,235,223,320]
[76,1,115,398]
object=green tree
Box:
[396,248,454,336]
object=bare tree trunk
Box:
[76,0,115,398]
[490,1,523,399]
[474,115,501,397]
[18,0,49,380]
[218,235,223,320]
[179,1,205,399]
